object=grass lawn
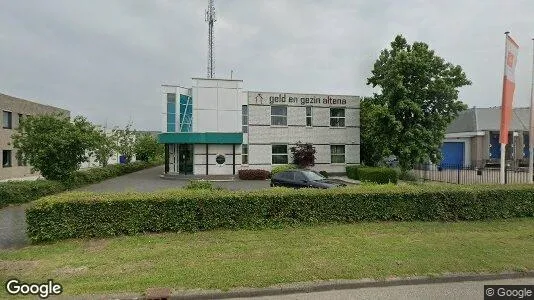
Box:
[2,219,534,297]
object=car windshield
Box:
[302,170,325,181]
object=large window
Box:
[306,106,312,127]
[3,111,12,129]
[271,106,287,126]
[179,95,192,132]
[272,144,288,164]
[242,105,248,133]
[331,145,345,163]
[2,150,12,168]
[242,144,248,164]
[330,108,345,127]
[166,93,176,132]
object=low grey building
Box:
[443,107,530,168]
[0,93,70,180]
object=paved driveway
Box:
[76,166,271,193]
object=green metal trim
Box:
[158,132,243,144]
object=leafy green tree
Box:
[113,123,136,163]
[13,114,98,181]
[134,134,160,162]
[92,128,117,167]
[365,35,471,170]
[360,97,390,166]
[290,142,316,168]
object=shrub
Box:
[346,166,397,184]
[26,185,534,243]
[238,169,271,180]
[346,165,360,180]
[271,164,297,176]
[398,170,419,182]
[0,180,65,208]
[0,161,161,208]
[319,171,329,178]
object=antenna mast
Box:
[205,0,216,78]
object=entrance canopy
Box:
[158,132,243,144]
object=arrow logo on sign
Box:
[255,93,263,103]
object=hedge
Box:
[0,161,161,208]
[238,169,271,180]
[346,166,398,184]
[26,184,534,243]
[271,164,297,176]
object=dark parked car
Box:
[270,170,347,189]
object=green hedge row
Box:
[346,166,398,184]
[0,161,161,208]
[26,184,534,243]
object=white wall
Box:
[192,78,243,133]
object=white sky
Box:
[1,0,533,130]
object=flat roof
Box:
[191,77,243,82]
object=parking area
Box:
[76,166,271,193]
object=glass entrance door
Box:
[178,144,194,174]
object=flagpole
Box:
[529,38,534,183]
[500,32,510,184]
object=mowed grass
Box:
[2,219,534,296]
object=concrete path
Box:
[231,278,534,300]
[0,204,29,249]
[76,166,270,193]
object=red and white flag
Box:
[500,34,519,144]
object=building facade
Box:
[158,78,360,175]
[442,107,530,168]
[0,93,70,180]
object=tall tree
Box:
[113,123,136,164]
[92,127,117,167]
[13,114,98,181]
[365,35,471,170]
[134,133,160,162]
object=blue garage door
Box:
[440,142,464,169]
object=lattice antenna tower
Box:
[205,0,216,78]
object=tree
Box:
[134,134,160,162]
[113,123,136,164]
[365,35,471,170]
[13,114,98,181]
[360,97,390,166]
[92,128,117,167]
[290,142,316,168]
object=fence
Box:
[413,163,534,184]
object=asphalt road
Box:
[232,278,534,300]
[76,166,271,192]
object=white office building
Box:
[158,77,360,175]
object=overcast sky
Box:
[1,0,533,130]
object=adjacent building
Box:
[443,107,530,168]
[0,93,70,180]
[158,78,360,175]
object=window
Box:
[166,93,176,132]
[294,171,306,181]
[179,94,192,132]
[331,145,345,163]
[2,150,12,168]
[3,111,12,129]
[330,108,345,127]
[216,154,225,165]
[271,106,287,126]
[272,144,288,164]
[242,105,248,133]
[306,106,312,127]
[242,144,248,164]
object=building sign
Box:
[251,92,356,107]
